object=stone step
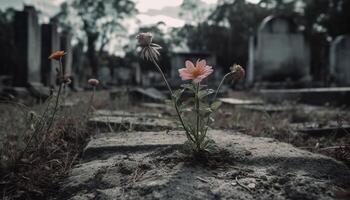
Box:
[88,116,175,132]
[83,131,186,158]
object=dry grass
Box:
[0,91,97,200]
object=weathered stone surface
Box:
[88,116,175,131]
[61,130,350,200]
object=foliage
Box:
[54,0,137,76]
[0,53,98,199]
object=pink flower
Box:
[88,78,99,86]
[178,59,214,83]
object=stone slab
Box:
[290,122,350,137]
[84,131,186,157]
[94,110,162,118]
[61,130,350,200]
[88,116,175,132]
[141,103,172,110]
[219,98,264,106]
[260,87,350,105]
[241,104,294,114]
[129,87,167,103]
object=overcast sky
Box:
[0,0,259,27]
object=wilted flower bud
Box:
[88,78,99,86]
[136,32,153,46]
[48,50,66,60]
[230,64,245,81]
[136,32,162,61]
[63,75,72,85]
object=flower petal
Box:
[185,60,195,69]
[196,59,206,68]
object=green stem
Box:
[150,58,195,143]
[213,72,233,102]
[204,72,233,135]
[46,58,64,132]
[195,82,200,150]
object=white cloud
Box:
[137,13,185,27]
[136,0,183,12]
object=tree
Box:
[174,0,270,71]
[54,0,137,76]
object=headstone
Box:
[41,23,60,86]
[13,6,42,87]
[72,42,86,87]
[330,35,350,86]
[131,62,141,85]
[98,66,112,85]
[250,16,310,82]
[60,31,73,76]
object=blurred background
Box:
[0,0,349,91]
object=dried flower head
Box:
[88,78,99,86]
[230,64,245,81]
[179,59,214,83]
[48,50,66,60]
[136,32,162,61]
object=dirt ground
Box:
[1,89,350,199]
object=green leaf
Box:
[181,83,195,92]
[198,89,215,99]
[172,89,185,100]
[210,101,222,110]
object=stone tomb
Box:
[61,130,350,200]
[248,16,310,83]
[330,35,350,86]
[259,87,350,105]
[41,23,60,86]
[13,6,42,87]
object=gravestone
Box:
[41,23,60,86]
[60,31,73,76]
[13,6,42,87]
[249,16,310,82]
[98,66,112,85]
[330,35,350,86]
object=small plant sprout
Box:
[136,32,245,155]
